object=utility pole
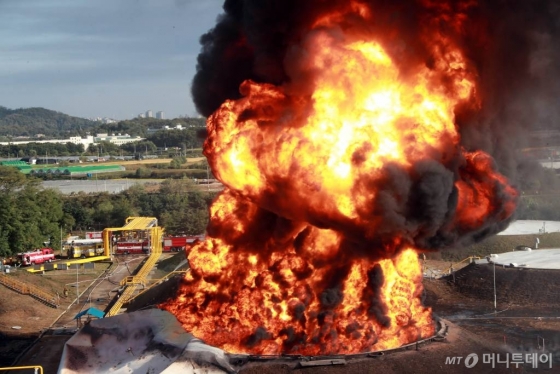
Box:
[493,261,497,311]
[537,336,545,351]
[76,264,79,304]
[206,162,210,192]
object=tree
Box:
[157,180,209,234]
[0,106,97,137]
[169,156,186,169]
[135,167,151,178]
[0,165,35,193]
[110,198,137,226]
[62,199,93,231]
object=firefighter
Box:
[69,241,75,259]
[63,287,69,298]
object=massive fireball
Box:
[161,0,517,355]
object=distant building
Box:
[138,113,146,118]
[91,117,117,124]
[146,124,184,135]
[145,110,153,118]
[0,134,144,148]
[156,111,164,119]
[94,133,145,146]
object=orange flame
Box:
[161,1,516,355]
[164,207,433,354]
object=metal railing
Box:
[0,273,59,308]
[103,216,165,317]
[125,270,189,303]
[0,365,43,373]
[105,232,163,317]
[442,256,481,275]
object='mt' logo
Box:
[445,353,479,368]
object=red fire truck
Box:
[17,248,56,266]
[163,235,205,252]
[114,235,205,255]
[85,231,103,240]
[114,240,149,255]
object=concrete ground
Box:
[485,248,560,270]
[499,220,560,236]
[5,255,149,372]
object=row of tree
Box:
[1,129,205,160]
[0,166,214,257]
[95,117,205,138]
[0,142,85,159]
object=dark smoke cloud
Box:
[189,0,560,260]
[192,0,560,182]
[243,326,272,348]
[163,1,560,352]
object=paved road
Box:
[42,179,163,194]
[42,179,224,194]
[485,248,560,270]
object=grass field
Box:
[101,157,205,167]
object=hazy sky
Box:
[0,0,224,120]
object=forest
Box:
[0,106,97,138]
[0,105,205,140]
[0,165,215,257]
[0,129,205,159]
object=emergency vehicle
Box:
[17,248,56,266]
[114,235,205,254]
[114,239,149,255]
[62,238,104,259]
[162,235,204,252]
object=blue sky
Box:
[0,0,224,119]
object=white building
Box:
[0,134,144,149]
[138,113,146,118]
[94,133,144,146]
[146,124,184,135]
[145,110,153,118]
[91,117,117,124]
[156,111,164,119]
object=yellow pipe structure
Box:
[0,273,59,308]
[103,217,163,317]
[0,366,44,373]
[102,217,159,256]
[125,270,190,304]
[26,256,111,273]
[443,256,482,274]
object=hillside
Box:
[0,106,207,143]
[0,106,97,138]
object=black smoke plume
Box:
[192,0,560,189]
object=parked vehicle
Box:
[163,235,204,252]
[114,235,205,255]
[17,248,55,266]
[1,256,17,266]
[114,239,149,255]
[62,238,104,259]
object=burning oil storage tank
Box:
[158,0,519,357]
[58,0,560,369]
